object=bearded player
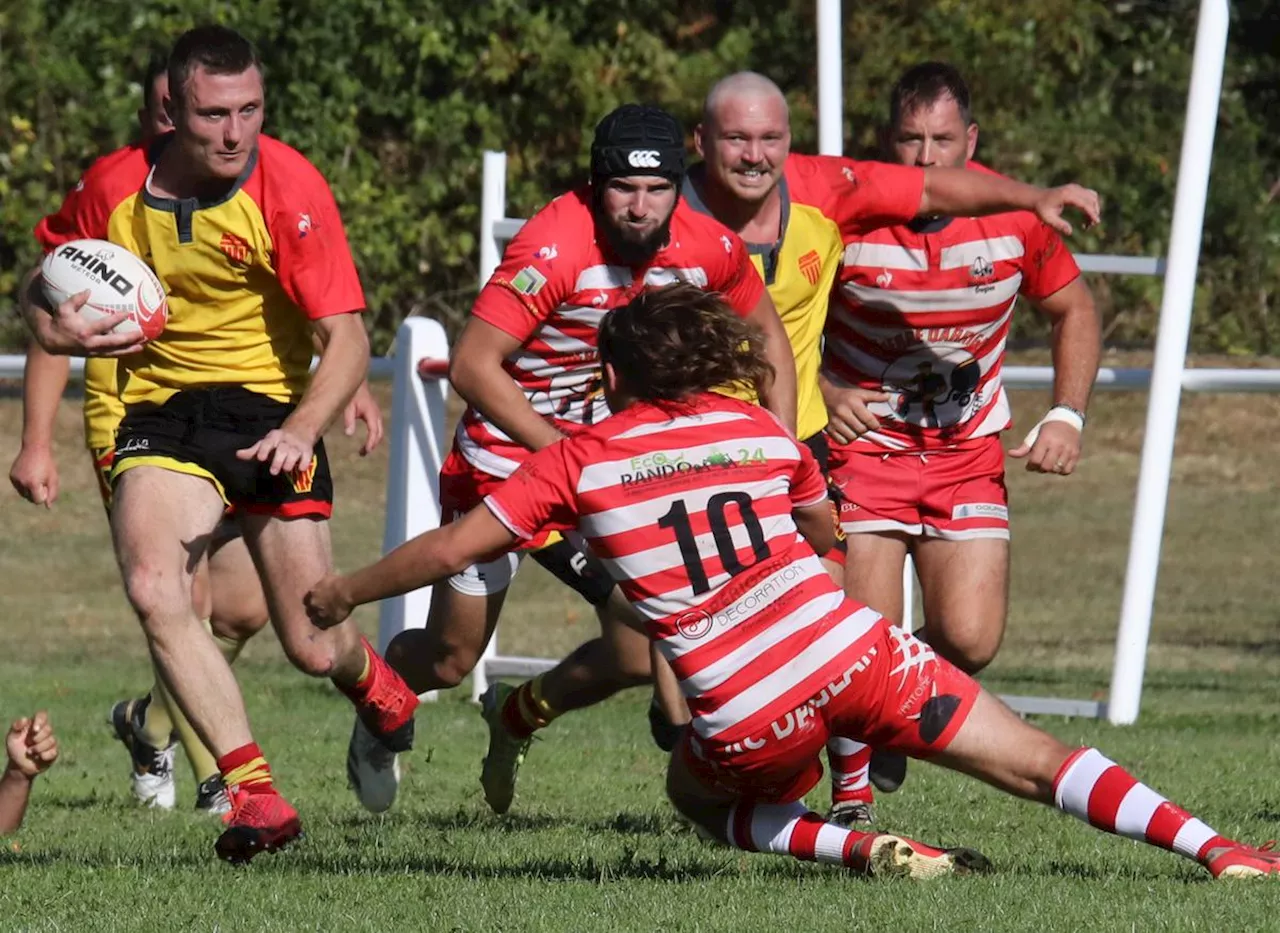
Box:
[345,103,797,816]
[307,284,1279,883]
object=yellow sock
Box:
[136,685,174,749]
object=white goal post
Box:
[374,0,1272,721]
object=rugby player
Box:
[18,25,415,863]
[10,54,385,816]
[1,713,59,835]
[344,103,796,816]
[678,69,1101,825]
[307,284,1280,882]
[802,62,1102,800]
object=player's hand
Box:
[31,290,147,358]
[1033,184,1101,237]
[304,573,354,629]
[5,712,58,780]
[1009,420,1082,475]
[822,383,890,445]
[236,425,315,477]
[343,381,384,456]
[9,444,59,508]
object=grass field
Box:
[2,366,1279,932]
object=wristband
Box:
[1019,405,1085,450]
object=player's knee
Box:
[120,563,188,633]
[385,629,477,691]
[929,623,1002,675]
[429,647,480,690]
[279,637,339,678]
[210,607,270,643]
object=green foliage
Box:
[1,1,1277,353]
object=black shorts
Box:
[112,386,333,519]
[530,536,617,607]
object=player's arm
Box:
[919,169,1100,237]
[1,713,59,835]
[793,500,838,557]
[9,343,71,507]
[450,317,566,451]
[1009,277,1100,474]
[744,292,798,435]
[306,506,520,629]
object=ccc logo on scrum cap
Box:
[627,150,661,168]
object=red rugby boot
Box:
[1203,841,1280,879]
[214,789,302,865]
[338,637,419,753]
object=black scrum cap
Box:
[590,104,686,185]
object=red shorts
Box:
[829,435,1009,541]
[439,448,556,550]
[680,618,980,803]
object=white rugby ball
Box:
[40,238,168,342]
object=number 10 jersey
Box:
[483,392,880,757]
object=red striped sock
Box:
[217,742,277,796]
[500,676,560,739]
[1052,747,1231,862]
[826,737,873,805]
[726,801,876,868]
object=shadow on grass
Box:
[331,806,677,838]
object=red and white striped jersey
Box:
[456,189,765,478]
[817,163,1080,451]
[485,392,881,753]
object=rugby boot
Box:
[479,682,533,815]
[347,716,401,813]
[1203,840,1280,879]
[827,800,876,827]
[338,637,419,753]
[847,832,992,880]
[195,775,232,815]
[108,696,177,810]
[214,789,302,865]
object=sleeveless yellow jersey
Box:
[34,135,365,409]
[684,170,842,441]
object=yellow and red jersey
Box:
[34,134,365,414]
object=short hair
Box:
[167,25,261,103]
[139,51,169,112]
[889,62,973,128]
[702,71,789,129]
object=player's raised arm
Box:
[918,169,1100,237]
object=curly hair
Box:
[598,283,773,404]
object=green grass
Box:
[1,375,1279,931]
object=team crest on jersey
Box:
[969,255,995,280]
[875,269,894,289]
[219,232,253,267]
[882,345,983,431]
[534,244,558,261]
[798,249,822,286]
[298,212,314,238]
[288,455,318,494]
[511,266,547,296]
[720,235,733,254]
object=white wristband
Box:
[1019,406,1085,450]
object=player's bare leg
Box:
[912,536,1009,674]
[113,468,299,863]
[924,689,1280,879]
[826,530,911,819]
[115,531,270,814]
[480,590,651,814]
[112,469,253,757]
[664,737,989,880]
[243,512,419,748]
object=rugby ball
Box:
[40,238,168,342]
